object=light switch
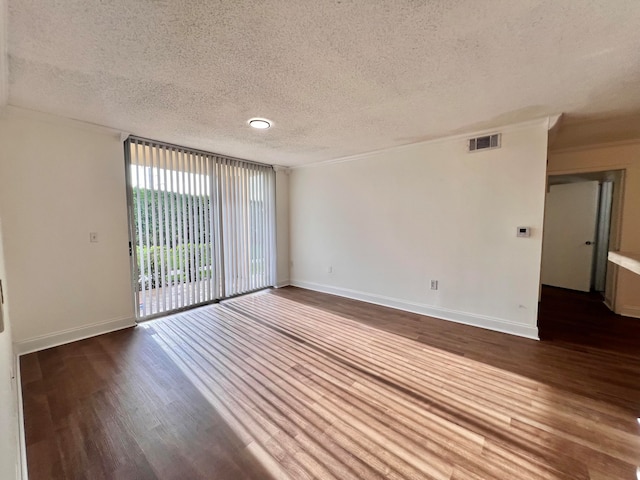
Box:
[90,232,99,243]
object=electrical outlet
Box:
[430,280,438,290]
[328,266,333,274]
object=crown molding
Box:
[0,105,126,138]
[291,116,559,170]
[549,138,640,155]
[547,114,563,131]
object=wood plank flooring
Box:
[20,286,640,479]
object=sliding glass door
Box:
[125,137,276,320]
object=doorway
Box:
[540,170,624,305]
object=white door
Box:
[541,181,599,292]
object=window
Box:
[125,137,276,319]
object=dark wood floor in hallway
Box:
[20,286,640,479]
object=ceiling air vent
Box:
[468,133,501,152]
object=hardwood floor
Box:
[20,286,640,479]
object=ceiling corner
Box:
[547,114,564,132]
[547,113,564,149]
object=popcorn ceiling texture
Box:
[7,0,640,165]
[0,0,6,106]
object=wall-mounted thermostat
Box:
[517,227,531,237]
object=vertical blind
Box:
[125,137,276,319]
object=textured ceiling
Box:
[7,0,640,166]
[0,0,6,106]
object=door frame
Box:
[540,168,626,309]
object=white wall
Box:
[0,110,135,351]
[289,121,550,338]
[0,218,21,480]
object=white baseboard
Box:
[15,316,136,356]
[620,305,640,319]
[275,281,291,288]
[14,354,27,480]
[290,280,539,340]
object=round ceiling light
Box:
[248,118,272,129]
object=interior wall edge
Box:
[15,315,135,356]
[289,281,540,341]
[603,298,615,312]
[14,353,27,480]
